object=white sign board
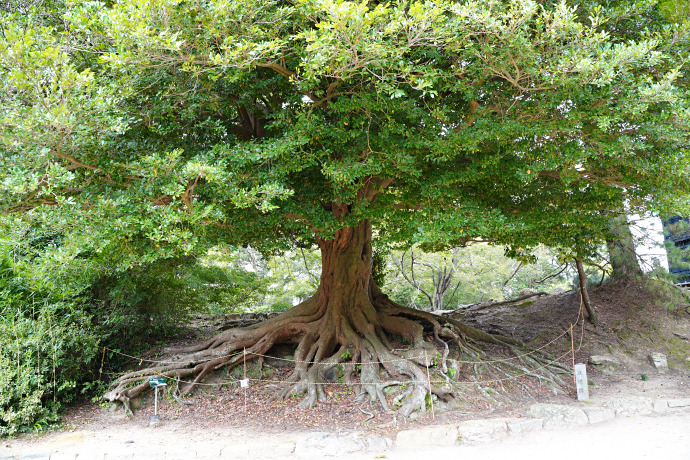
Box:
[574,363,589,401]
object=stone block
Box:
[582,407,615,424]
[457,419,508,444]
[103,453,133,460]
[648,353,668,372]
[362,436,391,452]
[653,400,669,412]
[19,453,53,460]
[506,418,543,436]
[606,396,654,416]
[588,355,620,375]
[668,399,690,408]
[395,425,458,449]
[130,452,165,460]
[528,404,588,429]
[219,445,248,458]
[295,432,366,457]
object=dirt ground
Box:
[3,279,690,457]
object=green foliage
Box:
[0,246,99,436]
[0,0,687,268]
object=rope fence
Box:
[100,348,576,389]
[99,298,588,394]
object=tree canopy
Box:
[1,0,688,261]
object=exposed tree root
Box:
[105,219,570,417]
[104,286,570,417]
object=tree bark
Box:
[576,259,598,325]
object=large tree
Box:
[1,0,689,415]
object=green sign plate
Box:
[148,377,167,387]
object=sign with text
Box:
[574,363,589,401]
[148,377,167,388]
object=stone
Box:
[648,352,668,372]
[506,418,543,436]
[48,454,78,460]
[588,355,620,374]
[295,432,366,457]
[129,452,164,460]
[653,400,669,412]
[527,404,588,429]
[606,396,654,416]
[668,399,690,408]
[457,419,509,444]
[362,436,391,452]
[551,287,566,295]
[581,407,615,424]
[102,452,132,460]
[395,425,458,449]
[18,453,53,460]
[219,445,250,459]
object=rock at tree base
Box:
[527,404,588,429]
[588,355,621,374]
[648,353,668,372]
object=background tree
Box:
[1,0,689,416]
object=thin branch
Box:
[502,261,523,289]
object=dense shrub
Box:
[0,254,99,436]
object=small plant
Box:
[447,368,457,378]
[641,374,649,381]
[341,349,352,360]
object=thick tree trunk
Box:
[607,215,643,279]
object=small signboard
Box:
[149,377,167,388]
[574,363,589,401]
[240,379,249,388]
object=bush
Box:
[0,267,99,436]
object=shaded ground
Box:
[3,279,690,456]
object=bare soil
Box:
[3,279,690,456]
